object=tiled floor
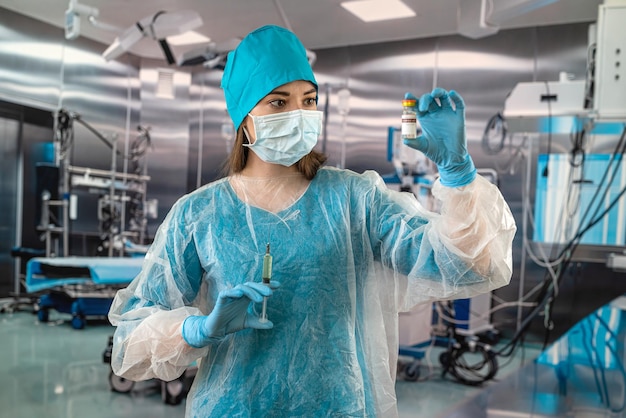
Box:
[0,305,541,418]
[396,340,542,417]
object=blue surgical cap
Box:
[221,25,318,130]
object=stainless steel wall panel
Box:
[188,22,600,341]
[0,9,64,109]
[138,62,192,231]
[191,23,593,193]
[189,70,230,191]
[19,119,55,249]
[4,2,610,335]
[0,111,21,296]
[0,7,144,254]
[311,39,437,173]
[436,28,537,153]
[534,24,591,82]
[57,45,141,239]
[187,80,203,191]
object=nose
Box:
[285,102,305,112]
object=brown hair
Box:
[222,125,327,180]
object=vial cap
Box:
[402,99,416,107]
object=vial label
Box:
[401,114,417,139]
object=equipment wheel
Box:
[403,361,421,382]
[109,371,135,393]
[37,309,49,323]
[439,351,451,368]
[162,376,186,405]
[71,315,85,329]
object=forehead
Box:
[268,80,317,95]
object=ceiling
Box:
[0,0,603,61]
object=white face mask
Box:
[243,109,323,167]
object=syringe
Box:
[259,243,272,323]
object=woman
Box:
[108,24,516,417]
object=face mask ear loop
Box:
[242,113,258,146]
[242,126,252,146]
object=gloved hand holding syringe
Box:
[180,243,278,348]
[259,243,273,323]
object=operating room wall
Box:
[0,7,202,297]
[0,8,144,294]
[190,22,626,342]
[321,24,626,341]
[0,9,65,295]
[317,23,626,341]
[137,61,193,230]
[1,5,622,340]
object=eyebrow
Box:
[269,88,317,97]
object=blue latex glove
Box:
[403,88,476,187]
[182,281,280,348]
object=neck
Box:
[240,153,300,178]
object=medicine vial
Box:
[401,99,417,140]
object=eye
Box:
[269,99,286,108]
[304,97,316,107]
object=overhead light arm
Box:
[458,0,559,39]
[87,15,122,33]
[67,0,99,19]
[65,0,99,40]
[102,10,203,62]
[486,0,559,25]
[177,38,241,68]
[101,24,144,61]
[149,11,176,64]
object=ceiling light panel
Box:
[341,0,416,22]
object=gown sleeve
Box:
[364,171,516,310]
[108,195,209,382]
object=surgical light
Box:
[167,31,211,46]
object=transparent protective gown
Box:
[108,167,516,418]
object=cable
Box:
[481,112,507,155]
[582,316,607,405]
[55,109,75,161]
[440,345,498,386]
[593,311,626,413]
[542,81,553,178]
[505,124,626,356]
[435,123,626,383]
[498,140,561,342]
[584,41,596,109]
[435,302,499,386]
[556,125,626,258]
[482,114,528,178]
[434,298,537,327]
[128,125,152,175]
[535,130,626,345]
